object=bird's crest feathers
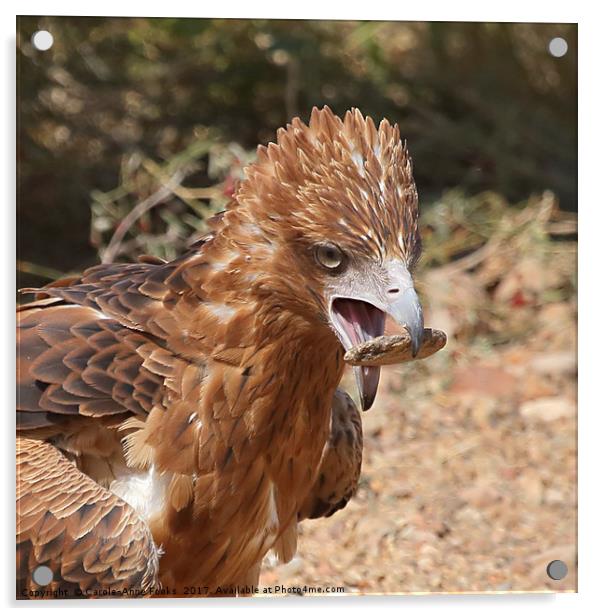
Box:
[224,106,420,265]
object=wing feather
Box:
[298,389,363,520]
[16,304,179,431]
[16,437,159,598]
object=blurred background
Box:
[17,17,577,593]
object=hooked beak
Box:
[387,286,424,358]
[329,264,423,411]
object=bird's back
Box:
[16,256,212,594]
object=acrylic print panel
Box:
[16,16,577,599]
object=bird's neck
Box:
[179,230,347,429]
[236,311,345,529]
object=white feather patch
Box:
[351,150,365,177]
[109,465,171,522]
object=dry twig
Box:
[101,170,186,263]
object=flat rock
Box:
[344,328,447,367]
[519,396,576,422]
[530,352,576,376]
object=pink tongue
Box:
[332,299,385,411]
[332,298,386,347]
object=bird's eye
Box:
[314,243,345,271]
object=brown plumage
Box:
[298,390,362,521]
[16,107,422,597]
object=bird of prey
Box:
[16,106,423,598]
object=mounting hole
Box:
[31,30,54,51]
[546,559,568,580]
[548,37,568,58]
[32,565,53,586]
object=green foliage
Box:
[17,17,576,287]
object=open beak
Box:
[329,266,423,411]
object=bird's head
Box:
[209,106,422,411]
